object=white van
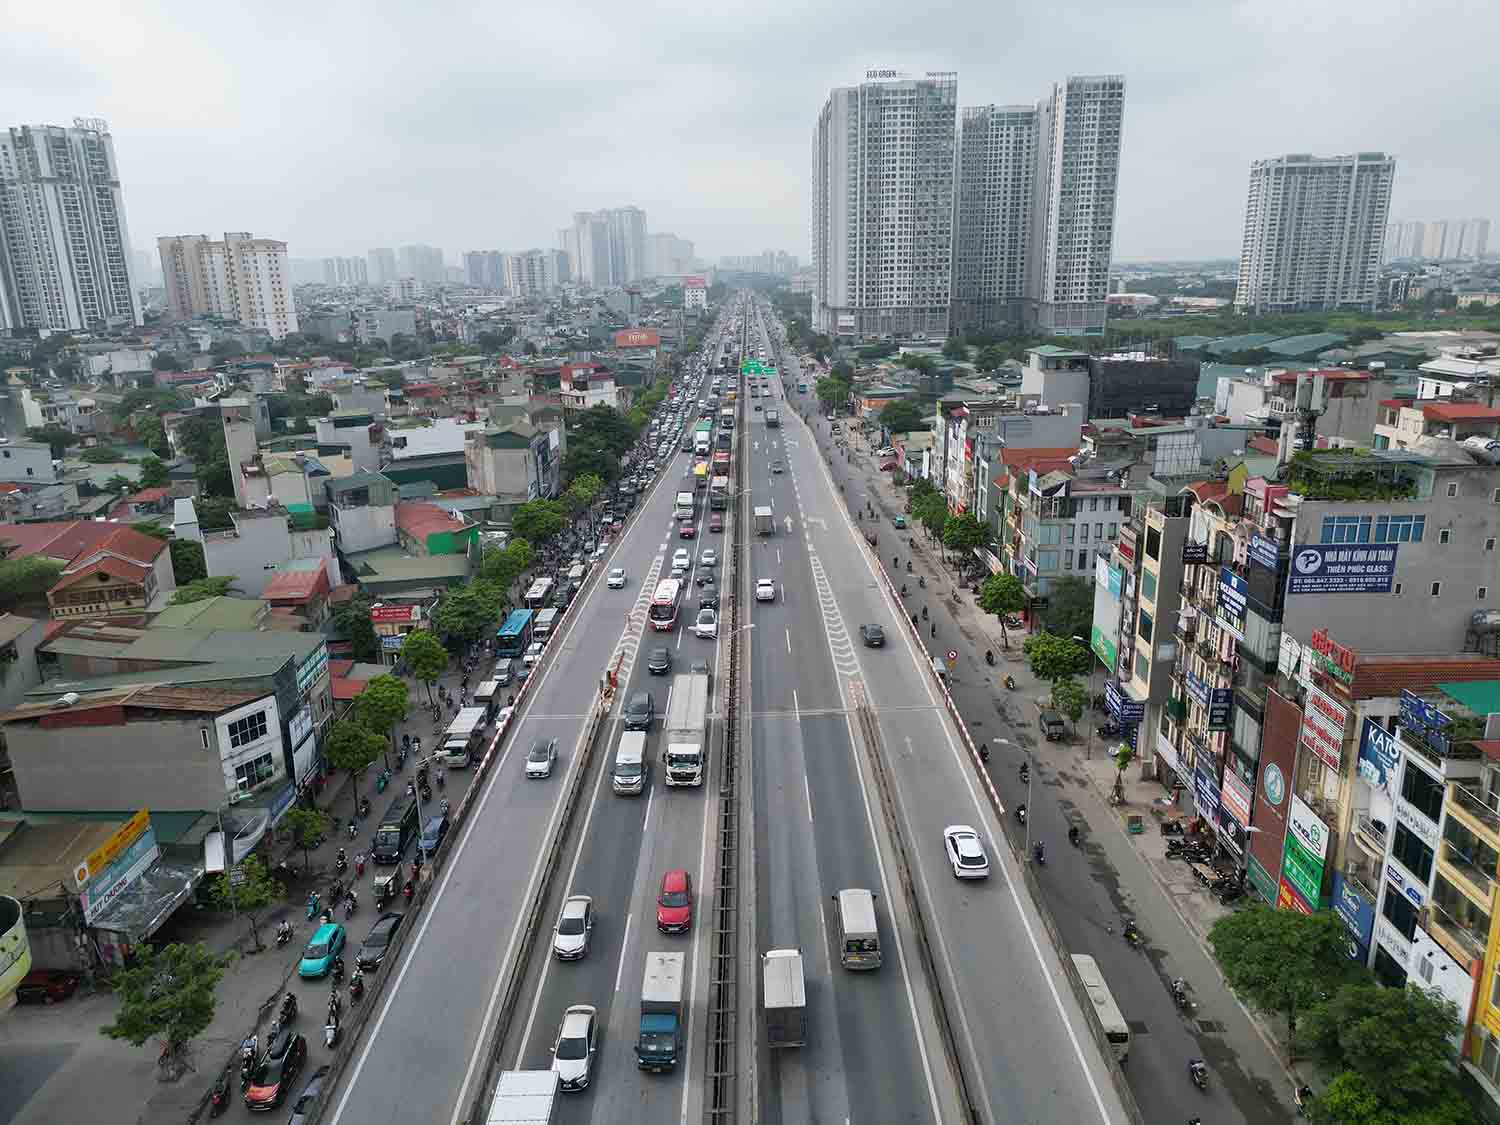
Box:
[612,730,647,795]
[533,607,559,641]
[833,888,882,970]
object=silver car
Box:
[552,1004,598,1091]
[553,895,593,960]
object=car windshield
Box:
[529,746,549,762]
[661,890,689,907]
[616,761,642,777]
[559,912,586,935]
[253,1054,287,1083]
[374,829,399,849]
[366,927,392,948]
[304,941,328,959]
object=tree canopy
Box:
[511,499,566,544]
[879,400,926,434]
[1040,575,1094,641]
[942,513,992,555]
[401,630,449,701]
[169,576,237,605]
[169,540,207,585]
[207,855,281,951]
[332,595,379,661]
[1050,676,1087,724]
[1021,632,1091,682]
[0,556,65,611]
[815,375,851,410]
[353,674,410,751]
[324,718,384,812]
[431,582,502,644]
[284,807,331,873]
[101,941,230,1073]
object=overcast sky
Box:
[6,0,1496,266]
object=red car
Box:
[244,1030,307,1111]
[709,513,724,533]
[679,523,697,539]
[656,869,693,934]
[15,970,81,1004]
[880,460,899,472]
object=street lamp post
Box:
[1072,634,1094,761]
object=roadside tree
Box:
[207,855,281,951]
[101,942,230,1077]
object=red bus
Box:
[648,578,684,631]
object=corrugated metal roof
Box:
[1438,679,1500,717]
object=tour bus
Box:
[372,795,420,864]
[1071,954,1131,1063]
[524,577,554,609]
[495,608,534,659]
[648,578,684,631]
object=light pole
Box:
[1072,634,1094,761]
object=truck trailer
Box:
[754,506,774,535]
[485,1069,558,1124]
[663,672,710,786]
[763,948,807,1047]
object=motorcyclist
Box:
[277,919,292,943]
[1068,825,1080,845]
[1033,841,1045,863]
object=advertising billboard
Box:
[1248,690,1300,903]
[79,824,161,925]
[1287,544,1398,595]
[1208,688,1233,731]
[1332,872,1376,961]
[614,328,661,349]
[1184,670,1211,709]
[1279,794,1330,913]
[1249,532,1279,571]
[1216,567,1247,639]
[1220,768,1253,829]
[1193,763,1221,821]
[1299,684,1348,771]
[1357,717,1401,804]
[370,604,419,624]
[73,808,151,890]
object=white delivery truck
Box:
[440,706,489,767]
[674,491,695,521]
[662,672,710,787]
[486,1069,558,1124]
[754,506,774,535]
[763,948,807,1048]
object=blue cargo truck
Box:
[636,951,685,1071]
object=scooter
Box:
[305,891,320,920]
[358,796,371,818]
[349,970,365,1003]
[335,849,348,875]
[345,892,358,919]
[1004,675,1017,690]
[984,649,995,665]
[1015,804,1027,825]
[1294,1084,1314,1117]
[1068,825,1081,847]
[1172,978,1191,1009]
[1032,842,1045,866]
[377,770,389,793]
[239,1035,258,1089]
[279,991,298,1024]
[1122,919,1144,948]
[324,1012,340,1049]
[1019,763,1030,784]
[209,1067,233,1116]
[1188,1058,1209,1091]
[275,921,292,948]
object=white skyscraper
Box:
[953,104,1039,332]
[157,232,298,338]
[0,120,142,333]
[1235,153,1396,314]
[608,206,649,283]
[367,247,397,284]
[504,250,559,297]
[811,69,959,338]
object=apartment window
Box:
[1380,882,1419,940]
[1079,523,1089,542]
[234,751,276,793]
[1063,552,1073,569]
[1138,609,1154,644]
[1066,525,1075,543]
[1401,762,1445,822]
[1089,498,1098,512]
[1487,538,1496,551]
[1140,570,1157,601]
[1448,482,1459,498]
[1322,515,1371,544]
[1145,526,1161,561]
[1391,823,1435,884]
[1079,551,1088,570]
[1108,522,1117,538]
[228,709,268,748]
[1492,488,1500,504]
[1374,514,1424,543]
[1135,652,1148,682]
[1431,581,1442,597]
[1393,581,1403,595]
[1438,528,1452,545]
[1481,587,1489,601]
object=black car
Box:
[859,623,886,648]
[244,1030,307,1111]
[646,646,672,675]
[287,1065,330,1125]
[699,591,720,611]
[356,911,405,971]
[624,690,655,731]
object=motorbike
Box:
[239,1036,258,1088]
[328,984,342,1017]
[984,649,994,666]
[376,770,389,793]
[1068,825,1080,846]
[1160,819,1186,837]
[440,796,451,816]
[1218,884,1245,905]
[345,892,358,918]
[978,745,989,763]
[1188,1059,1209,1091]
[420,783,433,802]
[1122,919,1144,948]
[1294,1084,1314,1117]
[355,853,366,877]
[1032,842,1045,865]
[1004,675,1017,691]
[403,878,415,903]
[276,921,292,948]
[335,849,348,874]
[324,1013,340,1049]
[1004,615,1024,630]
[1015,804,1027,824]
[346,819,358,839]
[305,892,320,920]
[349,970,365,1002]
[330,956,345,984]
[279,991,298,1024]
[1172,978,1190,1009]
[209,1067,232,1116]
[358,796,371,818]
[1019,764,1030,784]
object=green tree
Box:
[1051,676,1087,726]
[209,338,245,360]
[912,492,949,546]
[169,576,237,604]
[574,404,639,457]
[511,499,566,544]
[135,414,170,458]
[432,582,501,644]
[1306,1070,1474,1125]
[401,630,449,704]
[332,595,379,661]
[1040,575,1094,641]
[131,520,169,540]
[26,425,79,459]
[0,556,64,611]
[136,456,170,488]
[1208,907,1357,1052]
[879,400,925,434]
[101,942,230,1075]
[353,673,410,764]
[566,472,604,512]
[324,718,385,815]
[105,473,137,494]
[523,340,538,356]
[909,477,937,504]
[480,540,533,596]
[830,359,854,379]
[941,337,968,361]
[152,352,186,372]
[898,353,936,374]
[207,855,281,952]
[1022,632,1091,683]
[815,375,850,410]
[169,539,207,584]
[974,345,1008,373]
[1303,982,1469,1120]
[978,573,1027,647]
[283,807,331,873]
[942,513,992,556]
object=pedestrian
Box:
[930,623,936,639]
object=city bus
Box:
[495,608,534,658]
[648,578,684,631]
[1070,954,1130,1063]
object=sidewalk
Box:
[0,654,481,1125]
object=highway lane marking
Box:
[512,708,619,1068]
[785,628,791,654]
[816,897,831,977]
[679,725,718,1125]
[613,911,634,993]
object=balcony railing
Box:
[1425,900,1489,963]
[1400,728,1484,770]
[1449,782,1500,844]
[1440,840,1499,904]
[1353,811,1390,854]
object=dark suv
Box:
[624,691,655,731]
[646,646,672,676]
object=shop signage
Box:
[1217,567,1248,639]
[1249,532,1280,571]
[1308,628,1357,686]
[1184,670,1211,709]
[1357,718,1401,803]
[1386,859,1425,907]
[1332,873,1376,961]
[1156,731,1181,778]
[381,634,406,652]
[1220,768,1253,828]
[1280,795,1329,910]
[1395,794,1439,848]
[1218,807,1246,854]
[1287,544,1399,595]
[1095,556,1122,598]
[1105,680,1145,724]
[1262,762,1286,809]
[1299,684,1348,771]
[1277,877,1315,914]
[288,705,313,750]
[79,826,160,925]
[1208,688,1233,731]
[74,808,151,890]
[1246,854,1279,903]
[1374,917,1411,967]
[1193,764,1221,820]
[370,604,420,624]
[1400,689,1450,738]
[1090,625,1117,672]
[1278,633,1305,683]
[296,643,329,696]
[1181,540,1208,564]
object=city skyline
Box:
[5,1,1496,263]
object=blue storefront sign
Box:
[1217,567,1248,619]
[1208,688,1233,731]
[1287,544,1399,595]
[1184,670,1211,709]
[1105,680,1146,724]
[1193,764,1221,821]
[1249,533,1280,571]
[1357,717,1401,802]
[1332,872,1375,962]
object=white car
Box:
[526,737,558,779]
[672,548,691,570]
[943,825,990,879]
[607,567,627,589]
[551,1004,597,1091]
[755,578,776,602]
[699,549,718,568]
[695,608,719,639]
[524,641,545,667]
[553,895,593,960]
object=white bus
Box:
[1070,954,1130,1063]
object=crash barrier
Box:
[854,700,981,1124]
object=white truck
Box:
[440,706,489,767]
[763,948,807,1048]
[674,491,695,521]
[754,506,774,535]
[485,1069,558,1124]
[663,672,710,787]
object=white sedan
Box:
[607,567,627,589]
[523,641,545,667]
[755,578,776,602]
[699,549,718,568]
[695,608,719,639]
[943,825,990,879]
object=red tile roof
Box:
[262,561,329,603]
[396,502,466,541]
[0,521,166,568]
[999,447,1078,479]
[49,555,151,592]
[1421,402,1500,423]
[1349,656,1500,702]
[126,487,172,504]
[1248,435,1279,455]
[1271,368,1371,383]
[1380,399,1409,410]
[332,677,370,701]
